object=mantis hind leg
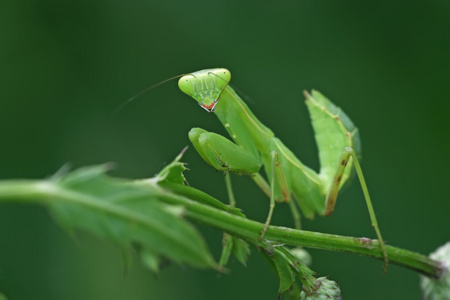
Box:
[305,90,387,270]
[325,147,388,272]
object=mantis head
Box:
[178,68,231,112]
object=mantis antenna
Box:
[114,74,186,114]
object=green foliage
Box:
[45,156,216,271]
[269,248,297,294]
[0,150,446,299]
[219,233,251,271]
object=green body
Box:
[179,68,361,219]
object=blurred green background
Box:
[1,1,449,299]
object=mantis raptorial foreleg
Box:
[178,68,388,271]
[190,129,289,239]
[188,127,261,175]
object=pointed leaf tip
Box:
[156,149,189,185]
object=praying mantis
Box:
[177,68,388,270]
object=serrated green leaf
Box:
[232,237,250,266]
[48,163,216,270]
[219,234,251,271]
[277,247,317,293]
[156,147,188,184]
[219,233,234,272]
[270,248,296,294]
[283,284,302,300]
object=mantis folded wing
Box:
[178,68,388,271]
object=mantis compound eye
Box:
[178,74,195,97]
[212,68,231,85]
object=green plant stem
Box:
[157,186,444,279]
[0,179,445,279]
